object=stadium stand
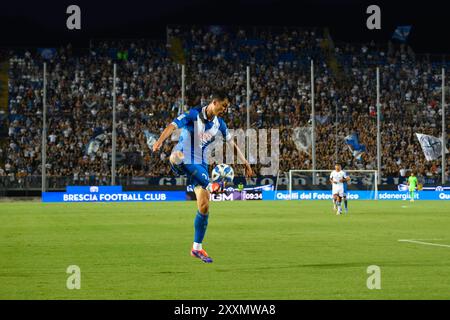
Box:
[1,26,449,189]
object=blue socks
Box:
[194,211,209,244]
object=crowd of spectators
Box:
[2,26,449,188]
[331,40,447,179]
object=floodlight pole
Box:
[376,67,381,184]
[335,101,338,163]
[111,63,117,186]
[246,66,251,160]
[442,68,446,185]
[311,60,316,185]
[41,62,47,194]
[181,64,186,112]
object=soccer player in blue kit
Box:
[152,90,254,263]
[342,173,350,213]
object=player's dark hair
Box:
[210,89,229,102]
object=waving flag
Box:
[416,133,448,161]
[38,48,56,60]
[86,128,107,155]
[144,130,158,150]
[315,115,329,125]
[344,133,366,160]
[292,127,312,154]
[392,26,412,42]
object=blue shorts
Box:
[170,162,210,189]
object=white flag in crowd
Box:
[415,133,448,161]
[292,127,312,154]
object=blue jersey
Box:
[342,171,348,193]
[171,106,231,165]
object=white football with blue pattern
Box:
[212,164,234,183]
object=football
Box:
[211,164,234,183]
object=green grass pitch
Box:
[1,200,450,300]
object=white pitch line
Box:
[400,239,443,241]
[398,239,450,248]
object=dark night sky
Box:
[1,0,449,54]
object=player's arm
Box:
[227,139,254,178]
[219,119,254,178]
[329,173,335,184]
[152,123,176,152]
[344,173,350,182]
[153,110,194,152]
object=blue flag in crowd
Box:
[209,25,224,35]
[92,127,104,137]
[392,26,412,42]
[344,133,366,160]
[37,48,56,60]
[144,130,158,150]
[85,128,107,155]
[315,115,329,125]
